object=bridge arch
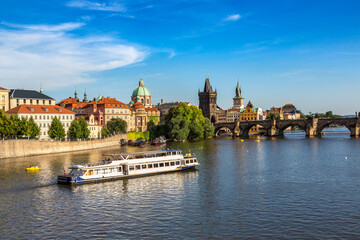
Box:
[278,123,307,135]
[241,122,270,136]
[317,119,351,136]
[214,126,234,136]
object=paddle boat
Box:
[26,166,40,171]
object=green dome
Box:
[132,79,151,97]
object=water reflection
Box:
[2,134,360,238]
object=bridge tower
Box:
[199,76,217,123]
[233,81,244,109]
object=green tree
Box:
[188,122,204,140]
[164,103,215,141]
[78,117,90,139]
[168,115,189,141]
[147,119,157,140]
[9,115,22,137]
[48,117,66,139]
[68,119,81,139]
[107,118,127,133]
[28,117,40,138]
[101,127,110,137]
[20,117,31,137]
[203,117,215,138]
[0,110,11,138]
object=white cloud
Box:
[66,0,126,12]
[224,14,241,22]
[1,21,85,32]
[0,22,148,90]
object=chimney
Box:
[161,99,164,104]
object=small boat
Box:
[255,140,260,142]
[57,149,199,185]
[26,166,40,171]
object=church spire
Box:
[235,80,243,99]
[83,87,88,102]
[203,75,213,93]
[74,86,78,100]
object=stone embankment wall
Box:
[0,134,127,159]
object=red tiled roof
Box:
[133,102,144,109]
[56,97,79,105]
[145,108,160,112]
[6,104,75,114]
[97,97,130,109]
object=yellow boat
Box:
[26,166,40,171]
[255,140,260,142]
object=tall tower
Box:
[233,81,244,109]
[198,76,217,123]
[83,87,88,102]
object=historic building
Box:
[0,87,10,111]
[282,103,301,120]
[57,84,160,133]
[84,114,102,139]
[198,76,218,123]
[5,105,75,139]
[233,81,244,109]
[131,79,152,108]
[9,89,55,109]
[239,101,263,133]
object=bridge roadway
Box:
[214,117,360,137]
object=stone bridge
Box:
[214,117,360,137]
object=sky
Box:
[1,0,360,115]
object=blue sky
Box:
[1,0,360,114]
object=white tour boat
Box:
[57,149,199,185]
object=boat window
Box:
[186,160,189,164]
[118,167,122,172]
[136,165,141,170]
[70,169,84,176]
[154,163,159,168]
[148,164,153,168]
[102,169,107,174]
[165,162,170,167]
[176,161,180,165]
[88,170,94,175]
[170,162,175,166]
[129,166,135,171]
[142,164,147,169]
[190,160,193,163]
[95,169,100,175]
[159,163,164,167]
[194,159,197,163]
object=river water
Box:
[1,127,360,239]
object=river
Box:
[1,127,360,239]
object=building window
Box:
[30,99,32,104]
[49,100,51,104]
[141,99,144,104]
[43,100,45,104]
[23,99,26,104]
[147,99,149,104]
[36,100,39,104]
[1,96,4,101]
[17,99,19,104]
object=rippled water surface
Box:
[1,129,360,239]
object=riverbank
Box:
[0,134,127,159]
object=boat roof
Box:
[104,149,182,157]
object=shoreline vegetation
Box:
[148,103,214,142]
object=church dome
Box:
[132,79,151,97]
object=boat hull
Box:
[57,166,197,185]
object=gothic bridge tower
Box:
[198,76,217,123]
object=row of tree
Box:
[0,109,128,140]
[0,110,40,138]
[148,103,214,141]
